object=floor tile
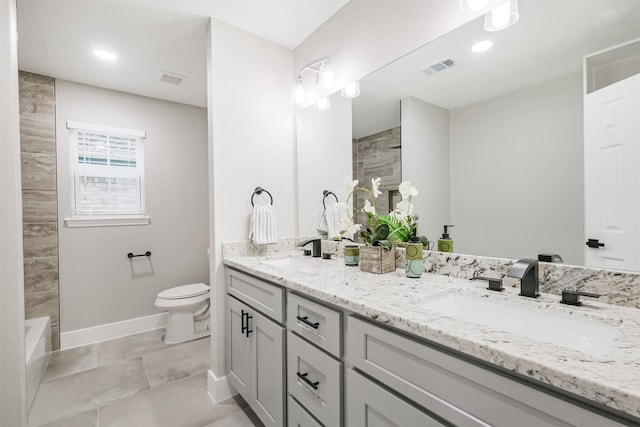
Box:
[99,372,245,427]
[142,337,210,388]
[205,408,263,427]
[28,357,149,426]
[42,344,98,381]
[97,328,175,366]
[34,409,97,427]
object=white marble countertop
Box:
[224,251,640,420]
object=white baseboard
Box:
[207,370,235,403]
[60,313,168,349]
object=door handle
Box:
[241,310,253,337]
[586,239,605,248]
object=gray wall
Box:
[401,97,451,247]
[55,80,209,333]
[19,71,60,350]
[450,72,584,264]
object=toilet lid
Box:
[158,283,209,300]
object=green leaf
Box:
[373,239,393,251]
[371,223,389,242]
[378,214,411,243]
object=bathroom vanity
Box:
[224,251,640,426]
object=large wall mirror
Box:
[297,0,640,270]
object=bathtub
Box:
[25,316,51,410]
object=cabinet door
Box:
[227,296,251,400]
[251,309,285,427]
[347,369,446,427]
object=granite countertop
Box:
[223,251,640,420]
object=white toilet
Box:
[154,283,210,344]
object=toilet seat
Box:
[154,292,209,309]
[157,283,209,300]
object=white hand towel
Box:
[316,207,328,234]
[249,204,278,245]
[325,203,343,240]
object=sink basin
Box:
[260,258,325,275]
[417,291,621,356]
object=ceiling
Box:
[17,0,350,108]
[352,0,640,139]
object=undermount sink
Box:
[416,291,621,356]
[260,257,325,275]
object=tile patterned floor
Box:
[29,329,263,427]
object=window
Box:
[65,121,149,227]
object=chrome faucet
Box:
[506,258,539,298]
[299,239,322,258]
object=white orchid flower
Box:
[396,199,414,217]
[342,176,359,193]
[363,199,376,215]
[336,201,349,214]
[371,177,382,198]
[399,181,418,200]
[345,222,362,236]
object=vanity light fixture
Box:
[293,77,305,105]
[317,96,331,111]
[341,80,360,98]
[484,0,519,31]
[459,0,487,12]
[293,57,336,106]
[93,49,117,61]
[472,40,493,52]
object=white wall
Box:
[207,18,295,400]
[401,97,451,246]
[450,72,584,264]
[0,0,27,424]
[293,1,481,108]
[297,93,352,236]
[56,80,209,334]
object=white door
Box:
[584,73,640,270]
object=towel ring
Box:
[322,190,339,209]
[251,187,273,207]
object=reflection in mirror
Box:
[348,0,640,269]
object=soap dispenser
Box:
[437,225,454,253]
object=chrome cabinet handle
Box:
[296,371,319,390]
[296,315,319,329]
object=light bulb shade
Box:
[341,80,361,98]
[484,0,519,31]
[319,60,336,89]
[293,77,305,105]
[459,0,487,12]
[317,96,331,111]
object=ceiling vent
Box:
[159,71,187,87]
[421,59,456,76]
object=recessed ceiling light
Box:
[472,40,493,52]
[93,49,117,61]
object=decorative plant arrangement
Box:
[339,177,428,248]
[338,177,429,274]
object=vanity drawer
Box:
[288,395,323,427]
[287,292,341,357]
[288,332,342,427]
[348,316,627,427]
[226,268,284,323]
[347,369,446,427]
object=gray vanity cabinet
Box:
[226,269,285,427]
[347,316,630,427]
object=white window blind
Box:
[67,121,146,217]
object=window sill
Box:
[64,216,151,228]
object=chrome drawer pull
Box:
[296,315,319,329]
[296,371,319,390]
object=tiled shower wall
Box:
[352,127,402,230]
[19,71,60,350]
